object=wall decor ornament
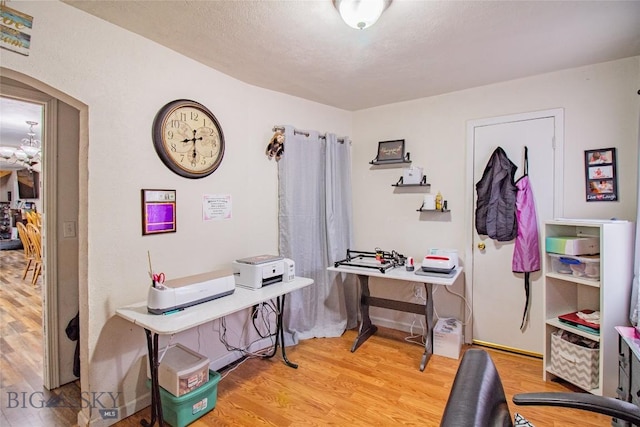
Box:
[0,3,32,56]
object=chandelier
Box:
[0,120,42,168]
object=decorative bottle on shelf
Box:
[435,191,443,211]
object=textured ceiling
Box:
[53,1,640,111]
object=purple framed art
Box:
[141,189,176,235]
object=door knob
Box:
[477,242,486,250]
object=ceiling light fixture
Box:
[335,0,391,30]
[0,120,41,169]
[20,120,42,162]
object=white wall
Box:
[350,57,640,331]
[1,1,351,425]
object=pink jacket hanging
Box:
[512,174,541,274]
[512,147,540,331]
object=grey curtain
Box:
[278,125,357,340]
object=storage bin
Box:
[146,343,210,397]
[545,236,599,255]
[433,318,462,360]
[550,331,599,390]
[548,253,600,280]
[147,369,221,427]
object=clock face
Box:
[152,100,225,179]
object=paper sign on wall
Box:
[203,194,232,221]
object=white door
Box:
[468,110,564,355]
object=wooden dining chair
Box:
[25,223,42,286]
[16,222,35,280]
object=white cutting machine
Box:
[147,270,235,315]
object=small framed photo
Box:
[141,189,176,235]
[584,148,618,202]
[373,139,406,163]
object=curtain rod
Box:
[272,126,347,144]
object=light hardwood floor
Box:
[1,248,611,426]
[1,249,80,427]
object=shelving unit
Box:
[0,202,11,240]
[542,219,634,397]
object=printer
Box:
[147,270,235,315]
[232,255,295,289]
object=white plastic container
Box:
[433,318,462,360]
[545,236,600,256]
[147,343,210,397]
[548,253,600,280]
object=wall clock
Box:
[152,99,225,179]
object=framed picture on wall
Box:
[584,148,617,202]
[141,189,176,235]
[16,169,39,199]
[371,139,408,163]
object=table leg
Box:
[142,329,163,427]
[264,295,298,368]
[419,282,434,371]
[351,274,378,352]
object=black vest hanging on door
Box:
[65,312,80,378]
[475,147,518,242]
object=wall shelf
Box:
[370,159,411,166]
[392,176,429,187]
[369,152,411,165]
[417,206,449,213]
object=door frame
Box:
[0,84,60,388]
[464,108,565,345]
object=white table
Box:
[328,265,462,371]
[116,276,313,427]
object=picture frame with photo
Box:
[584,147,617,202]
[370,139,409,164]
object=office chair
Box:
[440,348,640,427]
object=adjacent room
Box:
[1,1,639,426]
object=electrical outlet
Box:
[63,221,76,238]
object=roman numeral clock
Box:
[152,99,225,178]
